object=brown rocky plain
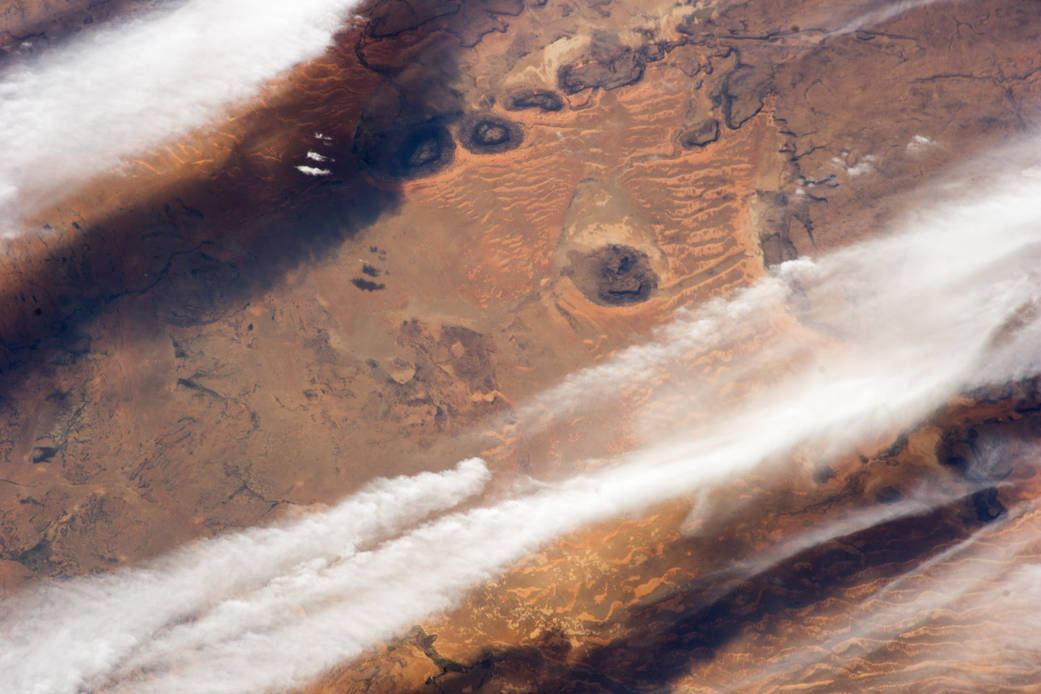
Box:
[1,0,1041,692]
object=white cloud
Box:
[0,459,489,694]
[3,146,1041,694]
[907,133,936,154]
[822,0,954,37]
[0,0,360,232]
[832,153,877,177]
[295,165,332,176]
[714,494,1041,692]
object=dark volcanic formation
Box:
[504,89,564,112]
[679,118,720,148]
[568,245,658,306]
[557,42,645,94]
[1,0,1041,693]
[355,119,457,181]
[459,113,523,154]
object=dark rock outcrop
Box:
[568,245,658,306]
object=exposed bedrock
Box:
[557,39,645,94]
[679,118,720,149]
[714,63,773,130]
[354,118,456,181]
[503,88,564,112]
[458,113,523,154]
[352,56,464,182]
[567,244,658,306]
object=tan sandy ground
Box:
[1,0,1040,691]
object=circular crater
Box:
[567,245,659,306]
[354,119,456,182]
[459,113,523,154]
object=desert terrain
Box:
[1,0,1041,692]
